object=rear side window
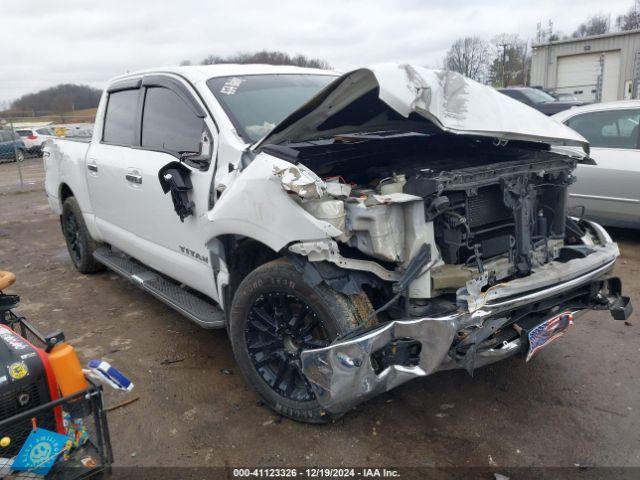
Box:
[0,132,18,141]
[500,90,523,101]
[566,109,640,149]
[103,89,139,145]
[36,128,52,135]
[141,87,203,153]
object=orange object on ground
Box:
[0,271,16,291]
[48,342,88,396]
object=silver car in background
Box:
[553,101,640,229]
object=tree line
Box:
[180,50,331,69]
[6,84,102,116]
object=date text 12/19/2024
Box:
[232,468,401,478]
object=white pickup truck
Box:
[44,63,632,423]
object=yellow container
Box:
[48,343,88,396]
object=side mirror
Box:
[158,162,195,222]
[179,129,212,171]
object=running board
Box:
[93,247,225,329]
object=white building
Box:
[531,29,640,103]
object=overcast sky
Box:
[0,0,634,104]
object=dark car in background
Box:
[498,86,587,115]
[0,130,25,163]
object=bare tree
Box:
[572,14,610,37]
[489,34,531,87]
[616,0,640,30]
[443,37,492,81]
[201,54,222,65]
[536,20,565,43]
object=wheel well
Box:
[220,236,280,310]
[60,183,73,203]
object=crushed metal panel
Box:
[300,315,460,414]
[255,63,589,150]
[206,153,341,252]
[273,164,324,199]
[374,64,588,145]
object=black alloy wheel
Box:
[60,197,105,274]
[62,207,83,266]
[229,259,374,423]
[245,291,329,402]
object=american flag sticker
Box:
[526,312,574,362]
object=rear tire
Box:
[61,197,105,274]
[229,258,373,423]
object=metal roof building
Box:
[531,29,640,103]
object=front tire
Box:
[229,259,373,423]
[61,197,105,274]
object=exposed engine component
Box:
[273,132,579,308]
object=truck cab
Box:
[44,65,337,304]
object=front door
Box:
[89,76,219,300]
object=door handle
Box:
[87,164,98,172]
[125,174,142,184]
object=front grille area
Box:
[436,185,517,265]
[466,185,512,228]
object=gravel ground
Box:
[0,156,45,193]
[0,159,638,478]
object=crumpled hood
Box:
[254,63,588,150]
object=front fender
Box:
[206,153,341,252]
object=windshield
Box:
[207,74,336,143]
[520,88,557,104]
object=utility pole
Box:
[498,42,510,88]
[1,119,24,188]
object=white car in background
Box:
[553,101,640,229]
[14,126,57,155]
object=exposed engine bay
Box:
[269,131,587,313]
[263,129,630,414]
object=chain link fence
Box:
[0,111,95,192]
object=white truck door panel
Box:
[87,77,219,300]
[86,144,147,238]
[122,148,217,300]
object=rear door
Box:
[88,85,143,237]
[564,108,640,227]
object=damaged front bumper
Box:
[300,222,632,415]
